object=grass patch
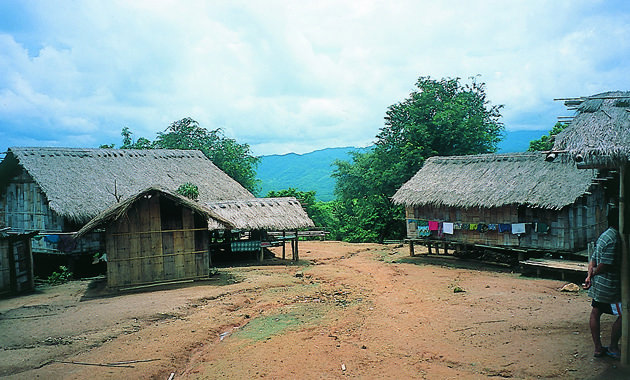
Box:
[234,304,324,342]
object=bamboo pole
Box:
[621,164,629,365]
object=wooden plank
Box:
[520,258,587,273]
[150,194,164,282]
[182,209,195,278]
[173,225,185,280]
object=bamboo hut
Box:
[392,152,611,258]
[550,90,630,364]
[0,147,254,275]
[75,187,234,290]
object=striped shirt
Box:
[588,227,621,303]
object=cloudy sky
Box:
[1,0,629,156]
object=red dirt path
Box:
[1,241,628,379]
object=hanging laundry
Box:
[428,221,440,231]
[417,220,429,227]
[454,223,462,230]
[498,224,511,233]
[44,234,61,244]
[443,222,454,234]
[487,224,498,231]
[59,235,77,252]
[535,223,550,233]
[469,223,478,230]
[511,223,526,234]
[418,226,431,237]
[461,223,470,230]
[477,224,489,233]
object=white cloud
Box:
[1,0,629,155]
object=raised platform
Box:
[520,258,588,281]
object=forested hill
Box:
[256,146,369,201]
[255,129,547,202]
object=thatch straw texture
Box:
[553,91,630,166]
[206,197,315,230]
[392,152,597,210]
[1,147,254,223]
[75,187,234,238]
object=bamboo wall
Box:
[405,192,607,254]
[105,193,211,289]
[0,169,102,254]
[0,234,35,295]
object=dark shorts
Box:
[592,300,622,315]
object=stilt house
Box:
[392,152,614,256]
[549,90,630,364]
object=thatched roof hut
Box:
[75,187,234,239]
[552,91,630,167]
[206,197,315,230]
[392,152,598,210]
[0,147,254,224]
[392,152,607,254]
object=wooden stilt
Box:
[409,241,415,257]
[282,230,286,260]
[293,230,299,261]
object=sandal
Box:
[594,347,608,358]
[606,350,621,360]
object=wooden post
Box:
[293,230,299,261]
[409,240,415,257]
[282,231,286,260]
[427,241,432,255]
[620,164,629,365]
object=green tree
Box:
[153,118,260,193]
[120,126,153,149]
[332,76,504,243]
[527,122,567,151]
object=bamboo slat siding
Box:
[1,170,102,254]
[105,193,211,289]
[405,198,607,253]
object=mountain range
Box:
[255,129,549,202]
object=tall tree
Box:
[332,76,504,242]
[527,122,567,152]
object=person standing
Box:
[583,208,622,359]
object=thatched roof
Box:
[392,152,598,210]
[0,147,254,223]
[206,197,315,230]
[75,187,234,238]
[553,91,630,167]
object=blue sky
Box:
[1,0,629,156]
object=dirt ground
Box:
[1,241,628,380]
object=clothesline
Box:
[407,219,550,237]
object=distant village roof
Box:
[206,197,315,230]
[75,187,234,238]
[392,152,598,210]
[0,147,255,223]
[553,91,630,166]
